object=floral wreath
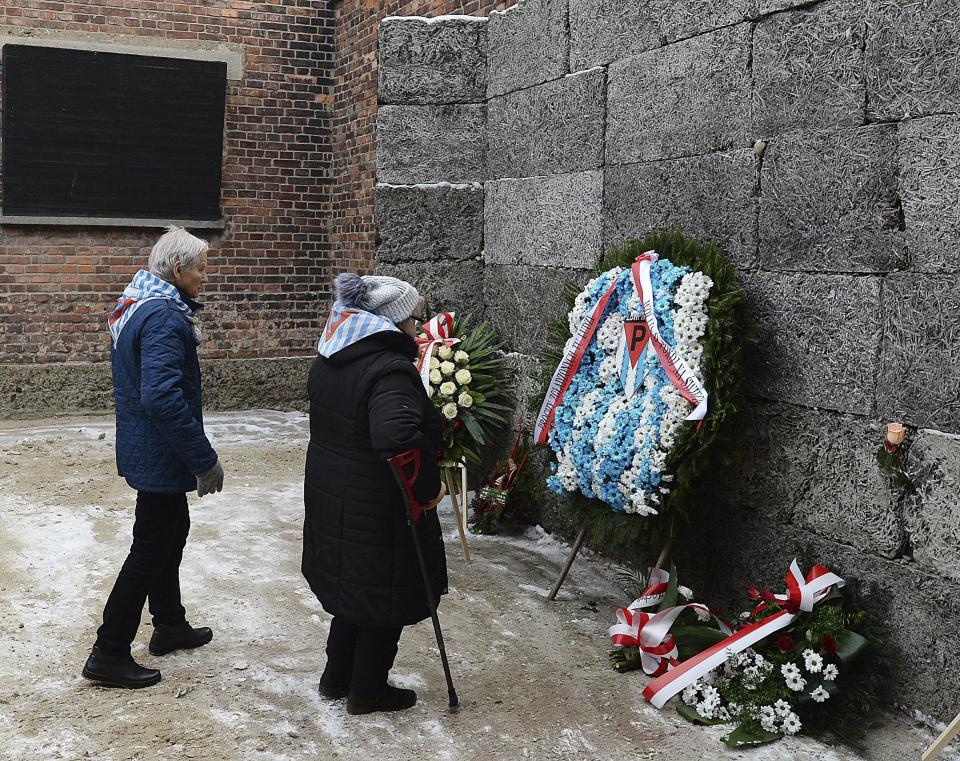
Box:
[539,229,748,548]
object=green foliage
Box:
[540,227,750,550]
[427,313,514,467]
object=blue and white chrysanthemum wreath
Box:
[540,257,713,516]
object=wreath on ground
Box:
[539,228,749,550]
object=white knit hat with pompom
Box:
[333,273,421,325]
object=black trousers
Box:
[95,491,190,656]
[322,616,403,698]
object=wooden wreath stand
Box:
[442,460,471,561]
[923,712,960,760]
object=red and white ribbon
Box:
[630,252,708,421]
[534,278,620,445]
[642,560,844,709]
[610,602,712,677]
[415,312,460,391]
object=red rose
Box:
[746,586,761,601]
[776,634,794,652]
[784,599,800,614]
[760,589,776,604]
[821,635,838,654]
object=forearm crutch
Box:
[387,449,460,712]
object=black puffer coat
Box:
[302,329,447,627]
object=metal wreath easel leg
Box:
[443,462,470,561]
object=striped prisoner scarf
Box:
[108,269,194,347]
[317,301,400,358]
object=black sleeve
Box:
[368,368,442,506]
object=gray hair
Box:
[148,225,209,282]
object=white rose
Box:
[440,361,456,376]
[429,369,442,384]
[440,381,457,396]
[458,392,474,408]
[429,356,440,370]
[454,350,469,364]
[438,346,453,360]
[442,402,458,419]
[454,368,472,385]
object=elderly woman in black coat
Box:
[302,273,447,715]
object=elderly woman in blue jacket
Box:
[82,226,224,689]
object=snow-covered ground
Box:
[0,411,949,760]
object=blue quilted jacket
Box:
[112,297,218,493]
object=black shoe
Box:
[82,645,161,689]
[149,622,213,656]
[318,681,350,700]
[346,685,417,715]
[318,664,350,700]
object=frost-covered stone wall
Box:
[373,1,960,720]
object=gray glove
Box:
[197,460,224,497]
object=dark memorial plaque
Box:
[1,45,226,221]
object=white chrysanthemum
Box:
[429,369,442,384]
[803,649,823,673]
[758,705,776,720]
[458,392,473,408]
[454,350,469,364]
[455,368,472,385]
[773,699,792,717]
[810,686,830,703]
[760,714,778,733]
[598,355,620,383]
[442,402,458,419]
[678,585,693,600]
[439,381,456,396]
[438,345,453,360]
[822,664,839,681]
[596,313,625,352]
[440,360,456,377]
[786,674,807,692]
[682,685,699,706]
[782,712,802,735]
[781,662,800,679]
[716,707,731,722]
[696,701,716,720]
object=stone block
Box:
[606,25,752,163]
[375,182,483,263]
[904,430,960,583]
[674,505,960,721]
[487,67,604,179]
[568,0,751,70]
[866,0,960,120]
[376,104,486,184]
[483,265,590,356]
[378,16,487,104]
[374,260,486,319]
[734,402,903,557]
[201,357,313,412]
[753,2,866,135]
[743,272,883,415]
[877,274,960,432]
[487,0,568,98]
[484,172,603,269]
[897,115,960,272]
[759,127,906,272]
[0,356,314,418]
[603,149,758,269]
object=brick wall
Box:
[0,1,334,366]
[328,0,509,278]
